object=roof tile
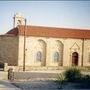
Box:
[6,25,90,39]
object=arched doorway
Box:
[72,52,78,66]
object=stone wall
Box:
[18,36,88,67]
[0,35,89,71]
[63,38,83,66]
[83,39,90,66]
[0,35,19,66]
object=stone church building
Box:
[0,13,90,71]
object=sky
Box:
[0,1,90,34]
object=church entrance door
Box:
[72,52,78,66]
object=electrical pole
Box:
[23,18,27,71]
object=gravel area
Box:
[12,80,90,90]
[12,80,60,90]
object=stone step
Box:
[13,71,64,80]
[24,66,64,71]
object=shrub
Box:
[56,73,66,89]
[56,68,90,89]
[64,67,82,82]
[79,75,90,88]
[57,73,65,83]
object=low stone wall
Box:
[0,71,8,80]
[4,63,19,72]
[4,63,90,72]
[16,66,65,71]
[4,63,64,72]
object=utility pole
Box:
[23,18,27,71]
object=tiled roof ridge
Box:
[18,25,90,31]
[4,25,90,39]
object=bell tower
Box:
[13,12,25,27]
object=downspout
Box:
[81,38,84,67]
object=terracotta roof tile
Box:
[6,27,18,36]
[6,25,90,39]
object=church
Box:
[0,13,90,71]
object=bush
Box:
[56,68,90,89]
[57,73,66,83]
[79,75,90,88]
[56,73,66,89]
[64,67,82,82]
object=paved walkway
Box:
[12,80,60,90]
[0,80,21,90]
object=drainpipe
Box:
[81,38,84,67]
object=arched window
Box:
[36,51,42,62]
[53,52,59,62]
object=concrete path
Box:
[0,80,21,90]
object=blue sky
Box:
[0,1,90,34]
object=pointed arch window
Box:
[53,52,59,62]
[36,51,42,62]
